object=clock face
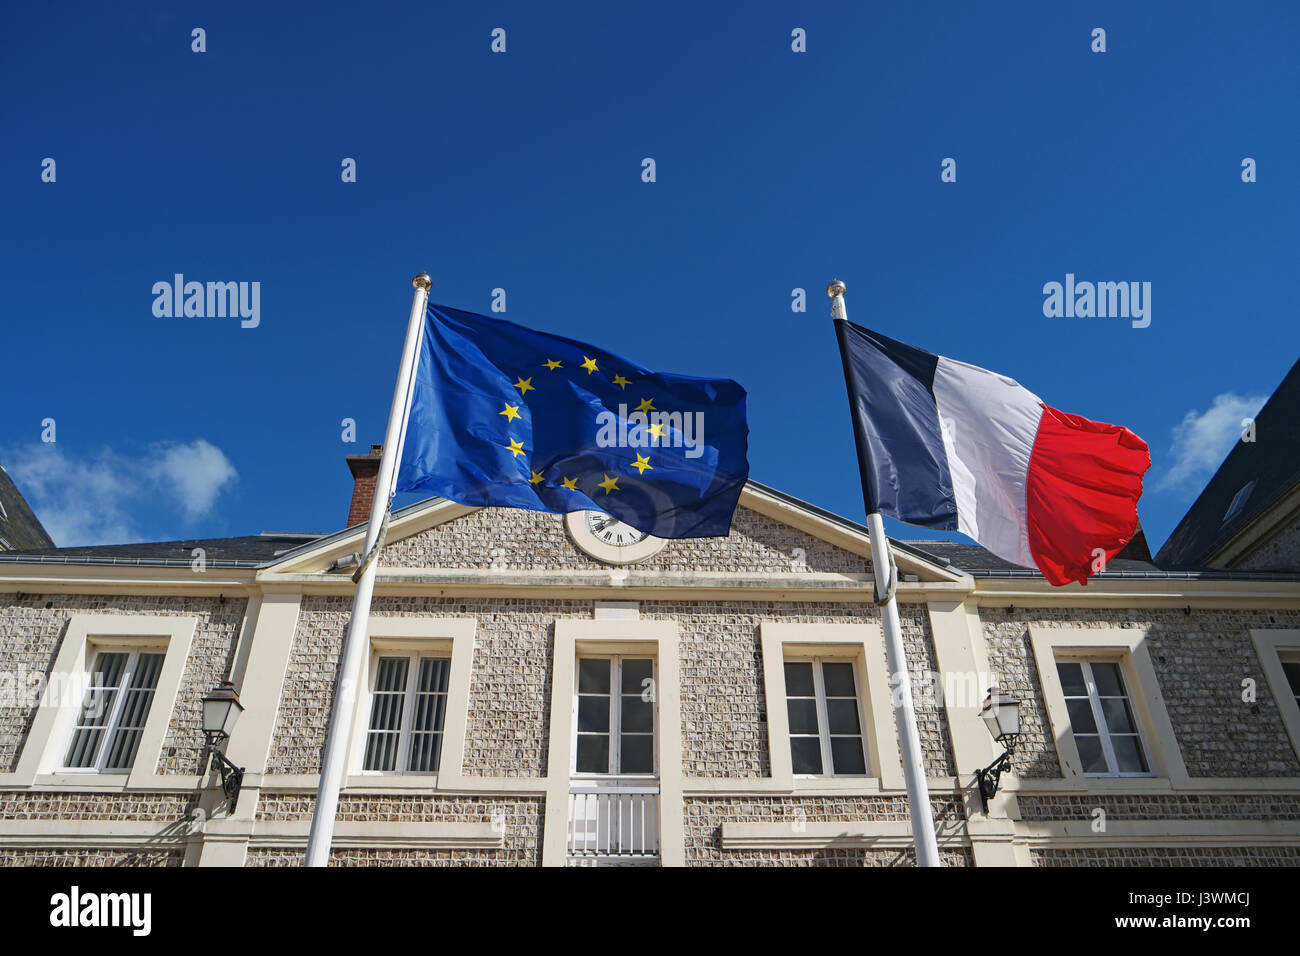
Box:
[585,511,649,547]
[566,510,666,565]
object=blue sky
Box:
[2,1,1296,552]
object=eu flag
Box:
[395,304,749,538]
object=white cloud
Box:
[1153,392,1267,492]
[1,440,238,547]
[157,440,239,518]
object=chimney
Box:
[346,444,384,528]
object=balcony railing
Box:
[567,785,659,859]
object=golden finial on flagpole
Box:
[413,272,432,291]
[827,278,846,298]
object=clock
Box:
[565,510,667,565]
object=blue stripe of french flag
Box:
[835,320,1150,586]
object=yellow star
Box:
[597,473,619,494]
[513,376,535,396]
[635,397,655,413]
[500,403,521,422]
[612,373,631,389]
[630,454,652,475]
[581,356,599,375]
[529,470,544,485]
[561,476,578,491]
[544,359,562,370]
[648,422,666,442]
[505,438,526,458]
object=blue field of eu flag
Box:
[395,303,749,538]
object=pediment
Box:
[264,484,963,585]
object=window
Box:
[574,656,655,775]
[1223,480,1256,524]
[1056,660,1151,776]
[784,658,868,776]
[1283,658,1300,710]
[362,654,450,773]
[64,649,165,772]
[13,614,195,784]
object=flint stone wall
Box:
[0,593,246,774]
[380,505,871,575]
[982,606,1300,779]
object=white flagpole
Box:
[305,272,431,867]
[828,279,942,868]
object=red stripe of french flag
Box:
[1026,404,1152,586]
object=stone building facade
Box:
[1,482,1299,866]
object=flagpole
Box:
[828,279,942,868]
[304,272,431,867]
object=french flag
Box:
[835,320,1150,586]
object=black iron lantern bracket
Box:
[205,740,245,813]
[974,737,1017,814]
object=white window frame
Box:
[8,614,196,788]
[759,622,903,792]
[571,653,658,779]
[1029,625,1189,789]
[344,617,476,788]
[1054,657,1153,779]
[1223,480,1256,524]
[62,647,167,774]
[543,618,682,868]
[782,655,870,779]
[360,652,452,775]
[1282,653,1300,709]
[1250,630,1300,764]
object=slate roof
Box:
[902,540,1164,576]
[1156,359,1300,568]
[0,533,324,568]
[0,463,55,552]
[1,481,1296,581]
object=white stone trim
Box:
[245,773,549,793]
[1028,625,1190,788]
[721,820,924,850]
[759,622,904,792]
[543,617,682,866]
[975,577,1300,608]
[1015,818,1300,849]
[926,598,1008,826]
[8,613,197,789]
[0,564,255,595]
[0,819,501,852]
[594,600,640,620]
[223,594,301,779]
[1250,629,1300,761]
[344,617,476,788]
[248,819,502,850]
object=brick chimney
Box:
[346,444,383,528]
